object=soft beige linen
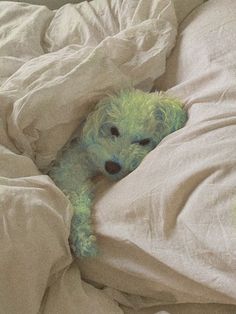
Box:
[6,0,205,19]
[172,0,204,23]
[1,0,236,314]
[0,0,177,313]
[78,0,236,312]
[0,0,177,169]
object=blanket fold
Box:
[0,0,177,313]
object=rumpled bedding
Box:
[0,0,177,313]
[1,0,236,314]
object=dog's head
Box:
[81,89,187,181]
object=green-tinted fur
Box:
[49,89,187,257]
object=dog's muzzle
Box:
[105,160,121,175]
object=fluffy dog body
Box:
[49,89,187,257]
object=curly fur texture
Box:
[49,89,187,257]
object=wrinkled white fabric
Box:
[0,0,177,313]
[78,0,236,312]
[172,0,204,23]
[0,0,177,170]
[2,0,236,314]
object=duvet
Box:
[0,0,236,314]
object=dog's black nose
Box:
[105,161,121,174]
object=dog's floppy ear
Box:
[81,96,111,139]
[153,94,187,139]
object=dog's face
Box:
[81,89,187,181]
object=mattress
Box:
[0,0,236,314]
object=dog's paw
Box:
[69,214,98,257]
[70,234,98,257]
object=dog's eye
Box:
[110,126,120,137]
[138,138,150,146]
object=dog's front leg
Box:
[69,180,98,257]
[49,146,97,257]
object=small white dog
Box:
[49,89,187,257]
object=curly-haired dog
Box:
[49,89,187,257]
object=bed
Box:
[0,0,236,313]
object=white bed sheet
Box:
[78,0,236,312]
[0,1,177,313]
[1,0,236,313]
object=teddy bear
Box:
[49,89,187,257]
